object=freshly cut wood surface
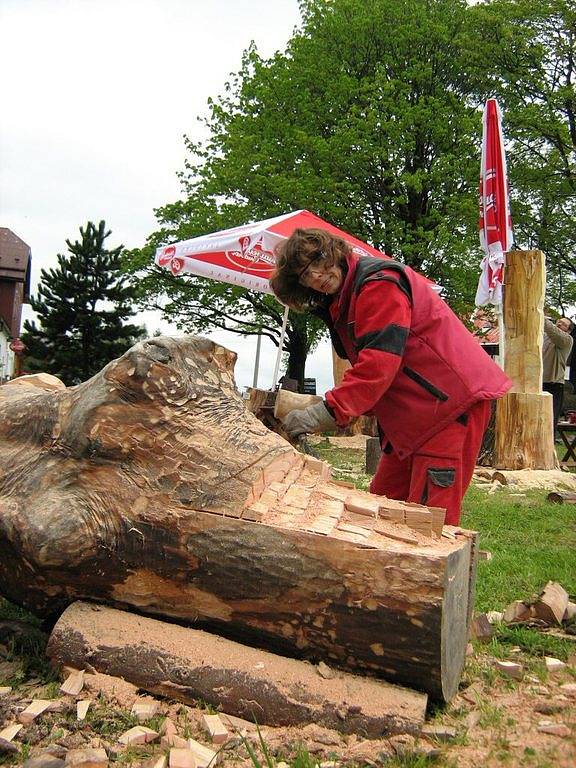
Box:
[47,602,428,737]
[0,336,477,701]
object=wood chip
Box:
[0,724,23,742]
[118,725,159,745]
[186,738,217,768]
[202,714,228,744]
[131,698,159,722]
[533,581,569,625]
[76,700,91,720]
[60,669,85,696]
[18,699,52,724]
[544,656,566,673]
[494,660,523,680]
[169,748,196,768]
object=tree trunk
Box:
[494,250,557,469]
[47,602,428,736]
[0,336,477,701]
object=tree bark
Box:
[47,602,428,737]
[0,336,477,701]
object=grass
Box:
[461,485,576,610]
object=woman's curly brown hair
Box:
[269,228,351,311]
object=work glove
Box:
[282,401,337,438]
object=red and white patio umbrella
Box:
[154,210,384,385]
[155,209,383,294]
[475,99,514,308]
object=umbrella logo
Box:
[157,245,185,276]
[225,236,275,273]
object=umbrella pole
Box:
[252,332,262,389]
[272,305,289,389]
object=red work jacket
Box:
[324,254,512,459]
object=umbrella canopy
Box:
[155,209,383,294]
[475,99,514,307]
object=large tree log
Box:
[494,249,557,469]
[0,336,477,700]
[47,602,428,736]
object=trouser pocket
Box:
[409,454,461,525]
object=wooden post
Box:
[494,250,557,469]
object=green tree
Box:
[468,0,576,309]
[23,221,144,385]
[128,0,487,384]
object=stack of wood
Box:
[0,336,479,705]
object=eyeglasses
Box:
[297,252,326,286]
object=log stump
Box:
[0,335,477,700]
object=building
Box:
[0,228,31,381]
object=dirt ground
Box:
[0,633,574,768]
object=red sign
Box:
[9,338,25,353]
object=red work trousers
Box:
[369,400,492,526]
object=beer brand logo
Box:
[158,245,185,276]
[224,236,275,273]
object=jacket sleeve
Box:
[325,278,412,424]
[544,319,574,351]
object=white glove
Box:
[282,401,337,438]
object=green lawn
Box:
[462,485,576,611]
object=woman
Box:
[270,227,512,525]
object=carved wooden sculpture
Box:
[0,336,477,700]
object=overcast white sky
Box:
[0,0,336,394]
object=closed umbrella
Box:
[475,99,514,363]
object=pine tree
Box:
[22,221,144,385]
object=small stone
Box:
[317,661,336,679]
[42,745,68,760]
[465,643,474,656]
[465,709,481,729]
[389,734,416,754]
[535,701,567,715]
[0,738,19,755]
[0,686,12,696]
[421,724,458,742]
[23,757,66,768]
[537,722,571,737]
[559,682,576,696]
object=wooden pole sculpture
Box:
[0,336,477,700]
[494,250,556,469]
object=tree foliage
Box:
[23,221,143,385]
[127,0,576,383]
[468,0,576,309]
[127,0,487,383]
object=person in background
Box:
[543,317,574,435]
[270,228,512,526]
